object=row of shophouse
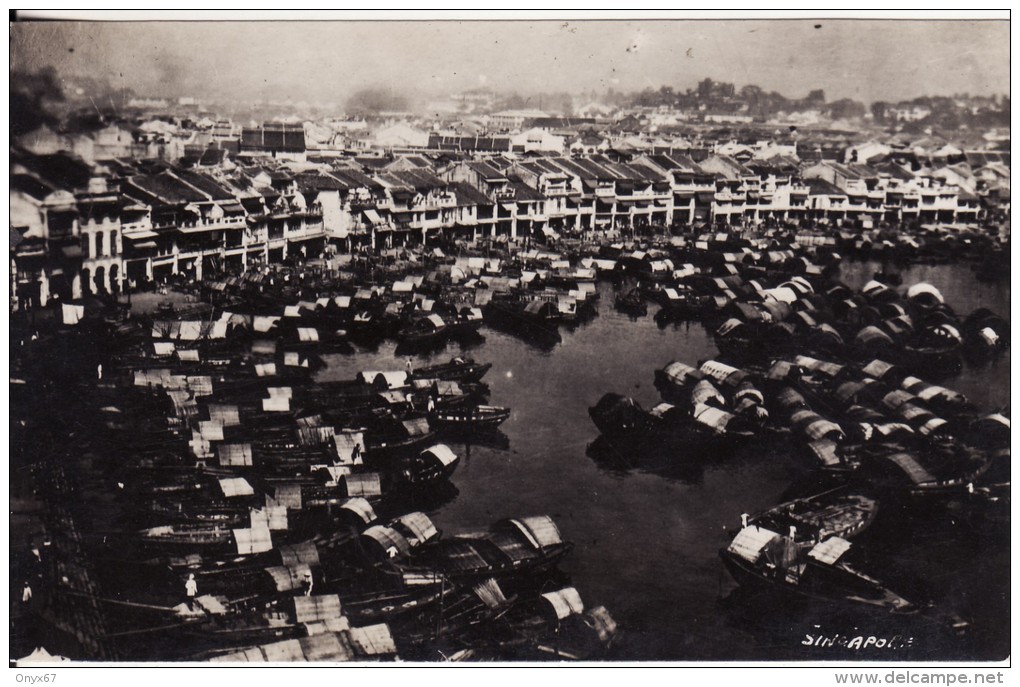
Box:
[10,145,1005,308]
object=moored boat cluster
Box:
[586,236,1008,640]
[12,222,1008,661]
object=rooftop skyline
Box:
[10,18,1010,107]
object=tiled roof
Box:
[13,151,94,192]
[125,171,209,205]
[450,181,495,206]
[174,170,236,201]
[507,177,547,202]
[804,178,847,196]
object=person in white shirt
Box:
[185,574,198,609]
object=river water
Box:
[317,260,1010,662]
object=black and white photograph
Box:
[8,10,1011,676]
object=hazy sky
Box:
[10,18,1010,106]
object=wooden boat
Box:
[721,527,919,616]
[901,324,963,374]
[481,587,620,661]
[431,404,511,432]
[588,393,657,437]
[613,288,647,317]
[398,444,460,487]
[201,618,400,662]
[411,357,492,384]
[391,516,573,580]
[962,308,1010,358]
[397,314,450,347]
[733,487,879,543]
[363,417,438,457]
[858,446,991,500]
[589,391,758,447]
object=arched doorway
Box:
[94,265,106,295]
[80,267,92,296]
[109,264,120,294]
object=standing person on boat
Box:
[21,581,32,604]
[185,573,198,610]
[406,357,414,374]
[302,570,314,596]
[351,442,363,464]
[427,395,436,414]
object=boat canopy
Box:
[692,404,738,434]
[251,505,288,531]
[254,315,281,333]
[881,390,916,411]
[649,402,677,420]
[855,326,895,347]
[208,404,241,427]
[807,537,852,566]
[342,472,381,498]
[882,453,936,485]
[699,360,746,386]
[262,396,290,413]
[794,355,845,378]
[728,525,781,563]
[401,417,431,437]
[349,624,398,657]
[901,377,967,405]
[692,380,726,408]
[662,361,702,386]
[716,318,747,338]
[395,512,439,546]
[362,525,412,559]
[861,359,896,380]
[298,425,335,447]
[332,430,365,462]
[421,444,458,467]
[917,417,949,436]
[508,516,563,549]
[219,477,254,498]
[154,341,176,357]
[264,564,312,593]
[293,595,343,624]
[279,542,320,568]
[776,387,808,410]
[764,286,799,304]
[340,497,377,525]
[813,323,843,344]
[767,360,799,382]
[906,282,945,304]
[298,327,319,342]
[217,443,253,467]
[806,439,842,467]
[233,524,273,555]
[790,410,846,442]
[734,383,765,406]
[541,587,585,620]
